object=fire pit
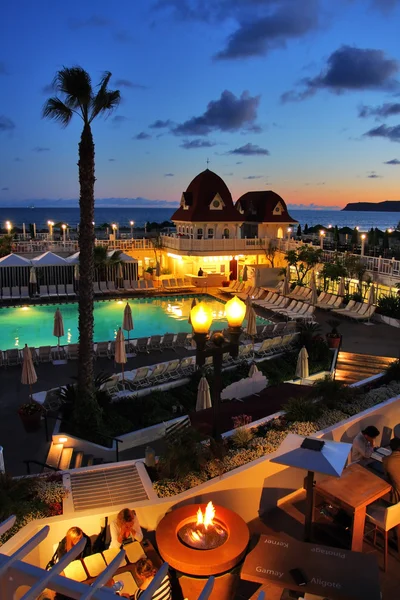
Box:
[156,502,249,600]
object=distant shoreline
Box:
[342,201,400,212]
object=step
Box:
[44,443,63,471]
[59,447,74,471]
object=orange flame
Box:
[196,501,215,530]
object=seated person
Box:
[383,437,400,504]
[109,508,143,549]
[56,526,92,561]
[351,425,380,464]
[132,558,171,600]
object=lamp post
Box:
[47,220,54,240]
[361,233,366,257]
[190,296,246,439]
[130,220,135,238]
[5,221,12,235]
[111,223,117,240]
[287,227,292,240]
[319,230,325,250]
[61,224,67,244]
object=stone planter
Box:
[18,410,42,433]
[326,334,341,349]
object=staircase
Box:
[45,442,104,472]
[335,351,394,385]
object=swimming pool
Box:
[0,295,268,350]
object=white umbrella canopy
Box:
[29,267,37,284]
[242,265,248,282]
[337,276,345,297]
[196,376,212,412]
[367,284,376,307]
[295,346,309,380]
[188,297,198,325]
[246,307,257,337]
[282,274,290,296]
[21,344,37,398]
[115,327,127,381]
[53,309,64,347]
[309,271,318,305]
[123,303,134,341]
[32,251,67,266]
[248,362,259,377]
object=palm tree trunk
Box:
[77,123,101,428]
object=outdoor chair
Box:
[149,335,162,352]
[147,363,167,384]
[5,348,21,366]
[183,278,196,289]
[146,279,155,291]
[179,356,195,376]
[351,305,376,321]
[123,280,134,292]
[163,359,181,379]
[218,280,236,293]
[107,281,120,294]
[255,339,273,357]
[365,500,400,571]
[129,367,150,389]
[29,347,38,364]
[252,288,265,300]
[174,331,189,349]
[130,280,139,291]
[256,323,275,340]
[93,282,103,295]
[1,287,11,300]
[39,346,52,362]
[161,332,174,350]
[20,286,30,299]
[272,322,287,336]
[333,299,356,315]
[136,337,150,353]
[237,343,253,360]
[39,285,49,298]
[99,375,120,396]
[66,343,79,360]
[11,286,21,299]
[284,321,298,333]
[57,284,67,297]
[0,350,4,367]
[138,280,147,292]
[100,282,111,295]
[66,284,77,297]
[269,336,284,353]
[48,285,58,298]
[95,341,110,358]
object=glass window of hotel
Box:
[190,227,193,238]
[197,228,203,239]
[223,228,230,239]
[207,228,214,239]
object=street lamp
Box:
[287,227,292,240]
[319,230,325,249]
[190,296,246,438]
[130,220,135,238]
[5,221,12,234]
[111,223,117,239]
[61,224,67,244]
[361,233,366,257]
[47,220,54,240]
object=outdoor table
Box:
[241,533,381,600]
[314,462,391,552]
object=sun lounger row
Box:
[120,279,157,293]
[279,301,315,322]
[0,286,30,300]
[332,300,376,321]
[286,285,312,301]
[237,286,266,301]
[316,292,343,310]
[38,284,76,298]
[217,280,244,294]
[255,332,300,357]
[254,292,290,311]
[118,356,197,392]
[161,278,196,291]
[254,321,298,340]
[0,345,54,366]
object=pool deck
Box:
[1,287,400,477]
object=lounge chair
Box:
[123,280,134,293]
[66,343,79,360]
[66,284,77,298]
[351,305,376,321]
[237,286,255,300]
[179,356,195,376]
[332,299,356,315]
[256,323,275,340]
[255,339,274,357]
[147,363,167,384]
[39,346,52,362]
[149,335,162,352]
[48,285,58,298]
[164,359,181,379]
[237,343,253,361]
[1,287,11,300]
[39,285,49,298]
[161,333,175,350]
[138,280,147,292]
[272,322,287,336]
[100,282,110,295]
[217,281,237,293]
[93,282,103,295]
[146,280,155,292]
[136,337,150,353]
[100,375,120,395]
[130,280,139,292]
[11,286,21,299]
[29,347,38,364]
[5,348,21,365]
[174,331,189,349]
[107,281,120,294]
[95,341,110,358]
[20,286,30,299]
[183,278,196,289]
[57,284,67,297]
[128,367,150,389]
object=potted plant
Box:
[326,318,342,349]
[144,266,154,280]
[18,401,43,433]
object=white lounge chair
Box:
[100,282,110,294]
[39,285,49,298]
[57,284,67,297]
[48,285,58,298]
[11,286,20,299]
[20,286,30,299]
[66,284,77,298]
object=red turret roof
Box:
[236,191,298,223]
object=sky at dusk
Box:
[1,0,400,209]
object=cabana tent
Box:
[31,252,73,287]
[66,250,138,282]
[0,253,32,288]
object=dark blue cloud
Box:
[149,119,174,128]
[114,79,147,89]
[359,103,400,118]
[384,158,400,164]
[364,124,400,142]
[133,132,152,140]
[243,175,263,179]
[180,139,216,149]
[32,147,50,152]
[69,15,111,29]
[112,115,128,126]
[164,173,174,177]
[228,143,269,156]
[0,115,15,132]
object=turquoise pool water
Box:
[0,295,267,350]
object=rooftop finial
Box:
[206,157,210,168]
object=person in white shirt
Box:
[109,508,143,549]
[351,425,380,464]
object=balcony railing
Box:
[159,234,268,252]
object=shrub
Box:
[283,397,322,422]
[231,427,254,449]
[377,295,400,320]
[384,360,400,383]
[232,414,252,429]
[309,375,353,409]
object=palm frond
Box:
[90,72,120,122]
[42,97,73,127]
[53,66,92,116]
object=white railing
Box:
[14,238,153,254]
[160,234,268,252]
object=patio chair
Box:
[66,284,77,298]
[138,280,147,292]
[0,350,4,367]
[146,279,155,291]
[332,299,356,315]
[179,356,195,376]
[269,336,284,353]
[20,286,30,299]
[99,375,120,395]
[284,321,298,334]
[5,348,21,366]
[237,286,255,299]
[183,278,196,289]
[95,341,110,358]
[47,285,57,297]
[217,280,236,293]
[65,343,79,360]
[123,280,134,292]
[39,285,49,298]
[136,337,150,353]
[129,367,150,389]
[39,346,52,362]
[1,287,11,300]
[130,280,139,292]
[93,282,103,295]
[161,332,175,350]
[365,500,400,571]
[162,279,170,290]
[237,343,253,360]
[351,305,376,321]
[29,347,38,364]
[11,286,21,299]
[256,323,275,340]
[163,359,181,379]
[149,335,162,352]
[57,284,67,297]
[255,339,273,357]
[147,363,167,384]
[107,281,120,294]
[100,282,111,295]
[272,322,287,336]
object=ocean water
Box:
[0,207,399,232]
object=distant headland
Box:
[342,201,400,212]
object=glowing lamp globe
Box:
[225,296,246,328]
[190,302,213,334]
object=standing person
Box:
[383,437,400,504]
[351,425,380,464]
[197,267,204,277]
[109,508,143,549]
[132,559,171,600]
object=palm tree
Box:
[43,67,120,430]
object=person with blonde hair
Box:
[53,526,91,563]
[109,508,143,549]
[132,558,171,600]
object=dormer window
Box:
[209,193,224,210]
[273,202,284,215]
[236,202,244,215]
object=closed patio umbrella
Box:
[188,297,198,325]
[295,346,309,380]
[117,263,124,286]
[248,362,259,377]
[242,265,248,282]
[282,273,290,296]
[246,307,257,337]
[310,271,318,306]
[53,308,64,354]
[196,376,212,412]
[74,263,80,280]
[245,294,252,319]
[367,283,375,306]
[337,276,345,297]
[115,327,127,382]
[29,267,37,284]
[123,302,134,342]
[21,344,37,399]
